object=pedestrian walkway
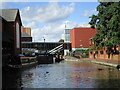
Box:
[65,56,119,68]
[82,58,120,64]
[64,56,80,62]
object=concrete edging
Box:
[64,56,118,67]
[90,60,118,67]
[65,59,80,62]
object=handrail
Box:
[48,44,63,53]
[48,44,63,54]
[49,47,63,54]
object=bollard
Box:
[116,65,120,70]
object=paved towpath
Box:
[82,58,120,64]
[65,56,120,67]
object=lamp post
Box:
[44,38,45,42]
[43,34,48,52]
[42,37,45,52]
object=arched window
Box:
[16,22,20,48]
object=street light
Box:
[44,38,45,42]
[42,37,45,42]
[42,37,46,52]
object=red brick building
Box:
[1,9,22,66]
[70,27,96,50]
[21,26,32,42]
[89,39,120,60]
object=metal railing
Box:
[48,44,63,54]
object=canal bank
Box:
[65,56,119,68]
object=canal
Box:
[3,60,120,88]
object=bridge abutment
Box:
[37,55,53,64]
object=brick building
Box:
[89,38,120,60]
[1,9,22,66]
[21,26,32,42]
[70,27,96,50]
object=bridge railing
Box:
[48,44,63,54]
[50,47,63,54]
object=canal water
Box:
[3,60,120,88]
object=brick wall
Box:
[89,50,120,60]
[70,27,96,49]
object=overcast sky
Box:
[2,2,99,42]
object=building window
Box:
[64,29,70,42]
[16,22,20,48]
[100,51,104,54]
[95,51,98,54]
[90,51,93,54]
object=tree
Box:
[89,2,120,57]
[59,39,64,42]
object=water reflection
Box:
[2,61,120,88]
[69,61,120,88]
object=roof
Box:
[0,9,18,22]
[73,27,95,29]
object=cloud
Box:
[21,2,75,23]
[30,20,91,42]
[64,20,78,29]
[20,2,76,42]
[31,22,65,42]
[24,21,38,29]
[78,22,91,27]
[2,0,98,2]
[81,9,98,17]
[30,20,77,42]
[64,21,90,28]
[20,2,91,42]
